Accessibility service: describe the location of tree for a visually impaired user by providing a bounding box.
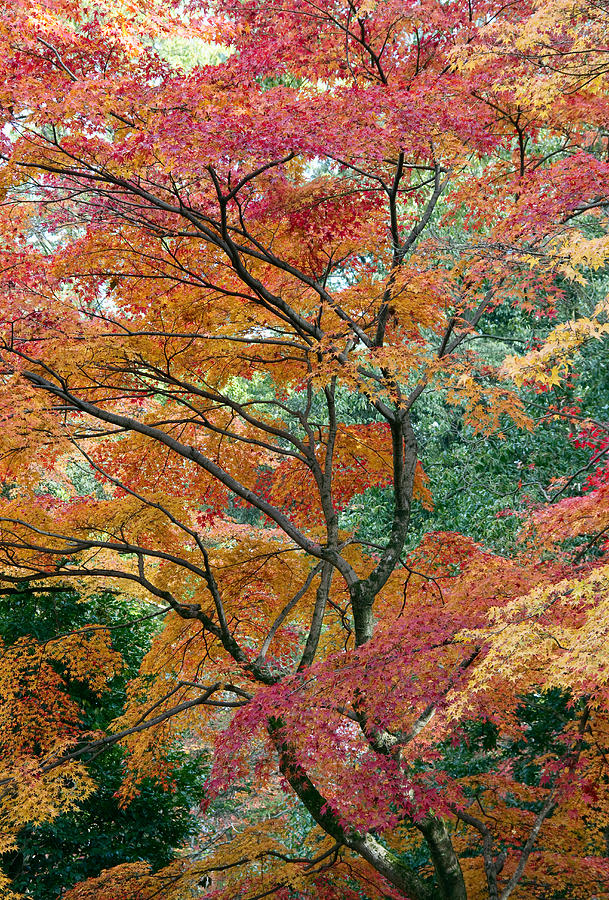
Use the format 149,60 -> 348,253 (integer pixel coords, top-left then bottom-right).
1,0 -> 609,896
0,588 -> 206,899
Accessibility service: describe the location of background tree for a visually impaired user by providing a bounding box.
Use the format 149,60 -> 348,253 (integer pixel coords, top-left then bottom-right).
1,0 -> 609,897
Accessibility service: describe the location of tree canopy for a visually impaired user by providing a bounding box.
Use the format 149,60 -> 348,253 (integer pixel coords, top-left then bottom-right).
1,0 -> 609,897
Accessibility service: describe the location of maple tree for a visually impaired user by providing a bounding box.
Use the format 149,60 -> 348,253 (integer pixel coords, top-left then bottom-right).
1,0 -> 609,897
0,588 -> 205,898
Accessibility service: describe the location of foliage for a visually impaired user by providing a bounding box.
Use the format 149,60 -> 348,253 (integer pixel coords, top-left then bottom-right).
0,590 -> 206,898
1,0 -> 609,898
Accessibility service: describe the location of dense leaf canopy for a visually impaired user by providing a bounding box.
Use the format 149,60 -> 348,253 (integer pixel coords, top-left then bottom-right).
1,0 -> 609,897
